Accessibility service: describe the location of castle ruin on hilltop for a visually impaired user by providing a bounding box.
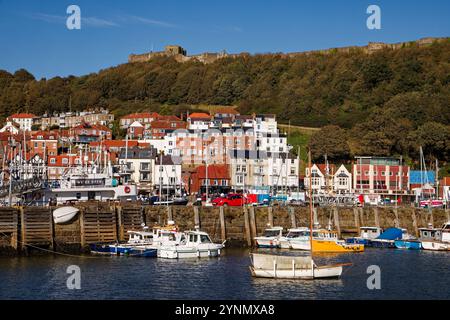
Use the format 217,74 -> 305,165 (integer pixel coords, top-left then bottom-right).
128,45 -> 245,64
128,37 -> 449,64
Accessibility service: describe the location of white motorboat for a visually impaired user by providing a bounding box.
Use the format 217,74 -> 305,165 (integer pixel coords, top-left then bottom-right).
254,226 -> 284,248
278,228 -> 310,249
279,228 -> 309,249
150,221 -> 185,247
289,229 -> 338,251
421,221 -> 450,251
158,230 -> 225,259
52,206 -> 79,224
249,253 -> 346,279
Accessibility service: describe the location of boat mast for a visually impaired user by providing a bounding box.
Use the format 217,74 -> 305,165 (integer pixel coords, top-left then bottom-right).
308,149 -> 314,255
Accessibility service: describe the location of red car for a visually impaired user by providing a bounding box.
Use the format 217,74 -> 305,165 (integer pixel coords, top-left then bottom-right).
212,194 -> 247,207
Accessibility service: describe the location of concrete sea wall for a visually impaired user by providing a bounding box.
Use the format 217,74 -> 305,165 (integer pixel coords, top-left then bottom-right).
0,203 -> 449,255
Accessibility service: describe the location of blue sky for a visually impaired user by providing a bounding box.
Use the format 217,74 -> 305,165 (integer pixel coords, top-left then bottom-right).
1,0 -> 449,79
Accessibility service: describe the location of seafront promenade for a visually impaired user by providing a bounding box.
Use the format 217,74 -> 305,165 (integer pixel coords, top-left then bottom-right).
0,203 -> 449,255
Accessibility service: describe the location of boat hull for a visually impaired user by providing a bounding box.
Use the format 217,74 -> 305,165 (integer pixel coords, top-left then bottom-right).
345,238 -> 370,245
421,241 -> 450,251
53,206 -> 79,224
312,240 -> 364,253
394,240 -> 422,250
278,239 -> 291,249
158,247 -> 222,259
289,239 -> 311,251
89,243 -> 112,255
250,266 -> 342,279
368,239 -> 396,248
254,238 -> 280,248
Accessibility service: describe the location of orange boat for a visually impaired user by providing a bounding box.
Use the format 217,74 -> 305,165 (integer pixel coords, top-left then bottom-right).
311,229 -> 364,253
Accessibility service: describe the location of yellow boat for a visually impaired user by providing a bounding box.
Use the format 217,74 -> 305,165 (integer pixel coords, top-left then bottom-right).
312,229 -> 364,253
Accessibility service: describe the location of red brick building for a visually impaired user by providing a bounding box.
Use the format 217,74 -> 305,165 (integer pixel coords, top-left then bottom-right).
187,164 -> 231,195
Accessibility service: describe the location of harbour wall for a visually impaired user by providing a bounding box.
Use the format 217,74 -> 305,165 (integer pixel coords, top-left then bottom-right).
1,203 -> 449,255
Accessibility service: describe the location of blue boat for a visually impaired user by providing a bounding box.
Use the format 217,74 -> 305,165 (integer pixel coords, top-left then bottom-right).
89,243 -> 114,254
394,240 -> 422,250
367,228 -> 403,248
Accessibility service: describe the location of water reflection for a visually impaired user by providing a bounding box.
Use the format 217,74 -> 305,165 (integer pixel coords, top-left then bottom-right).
0,248 -> 449,300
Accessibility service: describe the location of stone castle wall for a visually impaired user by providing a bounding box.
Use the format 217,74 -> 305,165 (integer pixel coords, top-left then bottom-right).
128,37 -> 449,64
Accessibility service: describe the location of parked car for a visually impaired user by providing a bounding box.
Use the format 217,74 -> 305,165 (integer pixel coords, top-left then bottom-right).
212,194 -> 247,207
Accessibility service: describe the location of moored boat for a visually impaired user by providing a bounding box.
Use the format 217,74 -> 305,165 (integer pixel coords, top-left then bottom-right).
368,227 -> 403,248
346,227 -> 383,245
249,253 -> 347,279
254,226 -> 284,248
279,228 -> 309,249
421,221 -> 450,251
53,206 -> 79,224
158,230 -> 225,259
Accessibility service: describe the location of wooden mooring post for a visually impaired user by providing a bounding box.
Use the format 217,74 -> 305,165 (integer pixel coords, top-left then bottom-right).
267,206 -> 273,227
411,210 -> 419,237
249,207 -> 257,246
288,206 -> 296,228
333,207 -> 341,238
353,207 -> 360,229
243,206 -> 252,247
167,206 -> 173,222
374,207 -> 380,228
393,207 -> 400,228
219,206 -> 226,241
194,206 -> 200,228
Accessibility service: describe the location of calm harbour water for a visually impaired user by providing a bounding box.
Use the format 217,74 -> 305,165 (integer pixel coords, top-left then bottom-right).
0,248 -> 449,300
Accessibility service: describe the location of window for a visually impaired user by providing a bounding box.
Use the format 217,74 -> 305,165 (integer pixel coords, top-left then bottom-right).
140,162 -> 150,171
50,158 -> 56,164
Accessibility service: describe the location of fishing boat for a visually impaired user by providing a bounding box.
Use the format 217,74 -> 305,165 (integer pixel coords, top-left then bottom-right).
346,227 -> 383,245
158,229 -> 225,259
254,226 -> 284,248
421,221 -> 450,251
311,230 -> 364,253
90,225 -> 155,257
367,227 -> 403,248
279,228 -> 309,249
52,206 -> 79,224
249,253 -> 347,279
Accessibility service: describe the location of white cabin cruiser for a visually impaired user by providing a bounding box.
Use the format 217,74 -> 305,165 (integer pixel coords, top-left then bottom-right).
250,253 -> 347,279
421,221 -> 450,251
158,230 -> 225,259
254,227 -> 284,248
278,228 -> 310,249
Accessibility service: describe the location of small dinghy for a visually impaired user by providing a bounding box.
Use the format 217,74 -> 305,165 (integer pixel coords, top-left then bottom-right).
53,206 -> 79,224
249,253 -> 347,280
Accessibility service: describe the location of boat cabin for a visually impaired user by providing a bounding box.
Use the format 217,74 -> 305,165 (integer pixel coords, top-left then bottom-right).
418,227 -> 442,241
441,222 -> 450,243
285,228 -> 309,238
127,231 -> 153,244
359,227 -> 383,239
262,227 -> 283,238
312,229 -> 339,240
185,230 -> 213,245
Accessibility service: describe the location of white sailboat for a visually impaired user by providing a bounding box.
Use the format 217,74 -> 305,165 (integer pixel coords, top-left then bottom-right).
249,150 -> 351,280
